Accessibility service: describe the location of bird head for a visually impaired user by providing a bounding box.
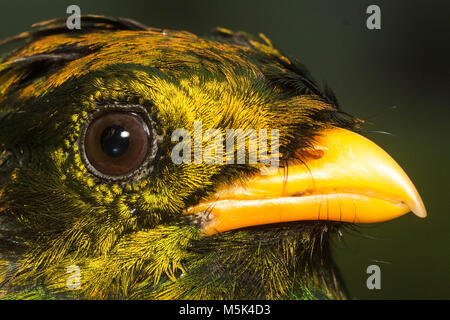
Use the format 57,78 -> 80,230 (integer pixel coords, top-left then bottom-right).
0,16 -> 426,299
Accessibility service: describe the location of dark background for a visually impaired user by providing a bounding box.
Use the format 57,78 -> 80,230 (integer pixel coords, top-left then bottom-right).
0,0 -> 448,299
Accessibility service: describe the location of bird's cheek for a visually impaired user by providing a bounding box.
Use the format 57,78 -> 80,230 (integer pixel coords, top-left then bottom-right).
184,128 -> 426,235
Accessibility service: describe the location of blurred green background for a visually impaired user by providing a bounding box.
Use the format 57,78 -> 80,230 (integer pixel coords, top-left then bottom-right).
0,0 -> 448,299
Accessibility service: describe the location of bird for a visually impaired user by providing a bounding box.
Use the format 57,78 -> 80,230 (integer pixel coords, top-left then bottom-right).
0,15 -> 426,300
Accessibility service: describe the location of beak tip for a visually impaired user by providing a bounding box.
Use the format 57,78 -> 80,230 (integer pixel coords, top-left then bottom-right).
410,199 -> 427,218
413,208 -> 427,218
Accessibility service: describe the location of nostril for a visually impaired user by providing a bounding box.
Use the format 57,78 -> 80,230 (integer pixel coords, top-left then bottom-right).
295,147 -> 325,161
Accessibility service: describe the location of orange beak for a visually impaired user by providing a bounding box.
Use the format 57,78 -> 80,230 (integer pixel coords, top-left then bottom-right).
185,128 -> 426,235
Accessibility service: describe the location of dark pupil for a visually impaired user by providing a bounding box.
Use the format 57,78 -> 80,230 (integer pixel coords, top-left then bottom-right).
100,125 -> 130,157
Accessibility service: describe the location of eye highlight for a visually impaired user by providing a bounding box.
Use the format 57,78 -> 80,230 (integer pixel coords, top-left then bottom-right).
81,106 -> 158,180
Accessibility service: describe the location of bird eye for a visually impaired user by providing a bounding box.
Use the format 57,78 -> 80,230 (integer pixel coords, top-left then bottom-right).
83,111 -> 151,178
